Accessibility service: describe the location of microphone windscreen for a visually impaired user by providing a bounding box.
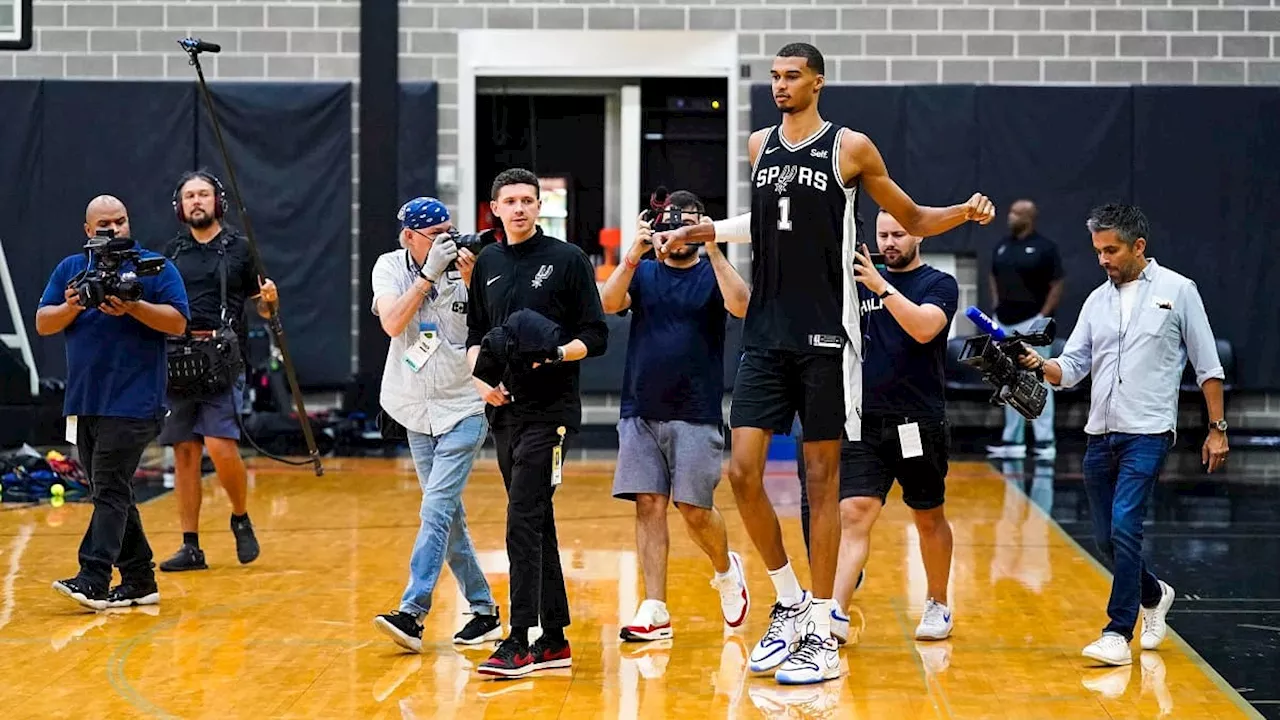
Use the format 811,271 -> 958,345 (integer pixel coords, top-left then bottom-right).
965,306 -> 1007,340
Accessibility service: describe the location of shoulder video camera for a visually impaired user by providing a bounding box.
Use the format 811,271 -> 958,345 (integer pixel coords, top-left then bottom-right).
70,229 -> 167,307
957,307 -> 1056,420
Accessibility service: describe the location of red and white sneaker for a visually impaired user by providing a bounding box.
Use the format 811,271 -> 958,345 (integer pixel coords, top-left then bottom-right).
477,636 -> 536,678
712,551 -> 750,628
528,635 -> 572,671
621,599 -> 673,642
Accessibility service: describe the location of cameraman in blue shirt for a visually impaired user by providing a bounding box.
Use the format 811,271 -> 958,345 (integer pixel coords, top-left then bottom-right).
600,191 -> 752,643
36,195 -> 190,611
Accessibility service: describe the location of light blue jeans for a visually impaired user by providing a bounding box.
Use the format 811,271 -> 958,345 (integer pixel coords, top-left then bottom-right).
1000,315 -> 1056,446
400,413 -> 497,618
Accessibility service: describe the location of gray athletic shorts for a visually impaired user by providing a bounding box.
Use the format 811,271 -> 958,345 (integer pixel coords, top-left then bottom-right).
612,417 -> 725,509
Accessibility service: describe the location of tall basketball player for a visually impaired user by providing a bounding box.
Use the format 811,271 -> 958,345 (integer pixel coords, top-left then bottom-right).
654,43 -> 994,685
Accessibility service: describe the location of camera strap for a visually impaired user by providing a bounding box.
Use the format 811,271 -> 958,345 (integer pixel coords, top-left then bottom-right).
217,235 -> 230,331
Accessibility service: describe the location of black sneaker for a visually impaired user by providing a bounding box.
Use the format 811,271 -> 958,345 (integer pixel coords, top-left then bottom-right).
528,634 -> 572,672
454,611 -> 503,646
374,611 -> 423,653
159,544 -> 208,572
106,580 -> 160,608
231,514 -> 260,565
52,576 -> 107,611
477,635 -> 535,678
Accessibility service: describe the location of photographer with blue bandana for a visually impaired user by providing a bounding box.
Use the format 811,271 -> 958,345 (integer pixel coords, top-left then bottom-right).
371,197 -> 502,653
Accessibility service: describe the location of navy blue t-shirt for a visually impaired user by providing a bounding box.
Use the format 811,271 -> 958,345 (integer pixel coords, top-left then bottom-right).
620,259 -> 726,425
859,265 -> 958,419
39,244 -> 190,420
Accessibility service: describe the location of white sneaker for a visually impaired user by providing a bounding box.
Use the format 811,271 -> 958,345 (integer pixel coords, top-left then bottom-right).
1083,632 -> 1132,666
830,607 -> 849,645
774,619 -> 841,685
711,551 -> 750,628
914,598 -> 953,640
748,591 -> 810,674
620,599 -> 673,642
1140,580 -> 1175,650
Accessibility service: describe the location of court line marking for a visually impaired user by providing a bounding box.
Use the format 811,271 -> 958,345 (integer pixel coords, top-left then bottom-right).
998,469 -> 1267,720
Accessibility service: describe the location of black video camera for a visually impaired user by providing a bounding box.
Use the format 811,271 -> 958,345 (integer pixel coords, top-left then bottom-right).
70,230 -> 167,308
957,315 -> 1056,420
641,186 -> 687,233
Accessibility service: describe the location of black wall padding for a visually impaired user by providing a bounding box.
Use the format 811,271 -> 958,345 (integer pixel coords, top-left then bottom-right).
397,82 -> 439,205
18,80 -> 194,382
1131,87 -> 1280,389
0,80 -> 353,389
750,83 -> 1280,390
974,86 -> 1134,346
0,81 -> 41,338
195,82 -> 353,387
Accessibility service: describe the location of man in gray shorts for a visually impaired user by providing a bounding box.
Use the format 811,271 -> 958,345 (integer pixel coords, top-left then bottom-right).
599,190 -> 752,641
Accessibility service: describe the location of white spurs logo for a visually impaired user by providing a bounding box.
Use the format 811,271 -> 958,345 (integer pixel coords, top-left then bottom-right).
531,264 -> 554,288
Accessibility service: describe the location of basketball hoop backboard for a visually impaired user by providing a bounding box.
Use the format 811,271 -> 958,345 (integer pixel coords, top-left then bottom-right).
0,0 -> 32,50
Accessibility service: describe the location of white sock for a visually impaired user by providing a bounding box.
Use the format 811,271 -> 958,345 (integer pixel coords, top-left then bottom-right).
713,567 -> 733,582
811,598 -> 833,636
768,562 -> 803,606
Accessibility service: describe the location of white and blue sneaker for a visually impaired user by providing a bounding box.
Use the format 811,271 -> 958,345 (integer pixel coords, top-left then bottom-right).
829,606 -> 850,645
774,617 -> 841,685
748,591 -> 810,674
915,598 -> 953,640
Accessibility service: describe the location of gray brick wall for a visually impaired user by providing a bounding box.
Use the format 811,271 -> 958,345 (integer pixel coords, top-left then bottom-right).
7,0 -> 1279,420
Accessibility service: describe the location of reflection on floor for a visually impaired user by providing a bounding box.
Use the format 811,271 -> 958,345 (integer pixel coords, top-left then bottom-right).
990,445 -> 1280,720
0,448 -> 1270,719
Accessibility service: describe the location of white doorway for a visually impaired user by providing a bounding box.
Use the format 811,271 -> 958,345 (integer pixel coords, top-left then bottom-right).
456,30 -> 744,273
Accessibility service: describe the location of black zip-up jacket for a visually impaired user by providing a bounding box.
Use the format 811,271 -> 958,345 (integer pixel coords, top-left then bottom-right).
466,228 -> 609,430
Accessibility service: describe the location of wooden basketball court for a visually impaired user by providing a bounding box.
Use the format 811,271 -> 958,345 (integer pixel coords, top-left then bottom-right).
0,454 -> 1259,718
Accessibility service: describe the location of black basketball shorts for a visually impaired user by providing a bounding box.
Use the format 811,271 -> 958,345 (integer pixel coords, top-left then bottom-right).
839,414 -> 949,509
729,348 -> 847,442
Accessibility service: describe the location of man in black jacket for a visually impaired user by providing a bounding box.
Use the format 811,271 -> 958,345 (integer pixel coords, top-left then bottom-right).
466,168 -> 609,678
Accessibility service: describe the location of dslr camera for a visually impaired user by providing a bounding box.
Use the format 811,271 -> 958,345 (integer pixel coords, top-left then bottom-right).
957,310 -> 1056,420
70,229 -> 167,307
440,227 -> 498,271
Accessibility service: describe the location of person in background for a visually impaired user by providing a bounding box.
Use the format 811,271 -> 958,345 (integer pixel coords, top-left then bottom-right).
987,198 -> 1064,460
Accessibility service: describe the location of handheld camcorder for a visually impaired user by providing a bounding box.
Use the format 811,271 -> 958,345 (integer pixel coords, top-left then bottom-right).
957,306 -> 1056,420
70,229 -> 167,308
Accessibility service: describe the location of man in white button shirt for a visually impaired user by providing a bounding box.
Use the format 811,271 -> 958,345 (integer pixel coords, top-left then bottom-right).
1020,203 -> 1228,667
370,197 -> 501,653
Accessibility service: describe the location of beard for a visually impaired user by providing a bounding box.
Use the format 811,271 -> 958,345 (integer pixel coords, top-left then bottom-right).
886,245 -> 917,269
188,212 -> 215,230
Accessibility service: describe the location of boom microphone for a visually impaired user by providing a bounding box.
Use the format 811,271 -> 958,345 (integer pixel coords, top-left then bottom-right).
178,37 -> 221,54
965,306 -> 1007,340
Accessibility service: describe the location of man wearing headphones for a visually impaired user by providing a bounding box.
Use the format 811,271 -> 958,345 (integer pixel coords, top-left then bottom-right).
155,170 -> 278,572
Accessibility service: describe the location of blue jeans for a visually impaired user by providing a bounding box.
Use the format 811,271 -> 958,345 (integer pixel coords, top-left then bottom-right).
1001,317 -> 1054,446
400,414 -> 496,618
1082,432 -> 1169,640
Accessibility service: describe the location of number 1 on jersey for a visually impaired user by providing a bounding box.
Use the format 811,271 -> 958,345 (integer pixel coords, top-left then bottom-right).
777,196 -> 793,231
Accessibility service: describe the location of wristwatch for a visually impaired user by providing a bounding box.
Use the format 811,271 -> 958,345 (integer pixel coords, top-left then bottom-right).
878,286 -> 896,299
1208,418 -> 1228,432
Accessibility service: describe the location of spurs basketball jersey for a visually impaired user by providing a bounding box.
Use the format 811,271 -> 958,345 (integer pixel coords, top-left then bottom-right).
747,120 -> 865,439
747,121 -> 862,354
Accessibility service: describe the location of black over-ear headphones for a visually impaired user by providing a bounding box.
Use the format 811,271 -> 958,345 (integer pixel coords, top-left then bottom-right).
172,170 -> 228,223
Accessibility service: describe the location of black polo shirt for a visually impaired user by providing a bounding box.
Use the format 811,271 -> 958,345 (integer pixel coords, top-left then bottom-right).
991,231 -> 1064,326
162,228 -> 259,342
